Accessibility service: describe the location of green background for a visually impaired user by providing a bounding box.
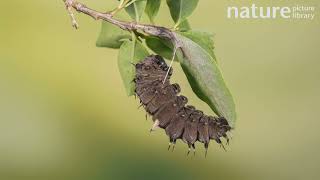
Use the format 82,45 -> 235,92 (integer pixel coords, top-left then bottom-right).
0,0 -> 319,180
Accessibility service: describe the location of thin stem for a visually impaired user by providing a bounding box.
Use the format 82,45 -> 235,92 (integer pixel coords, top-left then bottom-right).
62,0 -> 179,47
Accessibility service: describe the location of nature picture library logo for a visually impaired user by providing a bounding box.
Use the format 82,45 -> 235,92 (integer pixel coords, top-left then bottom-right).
227,3 -> 317,20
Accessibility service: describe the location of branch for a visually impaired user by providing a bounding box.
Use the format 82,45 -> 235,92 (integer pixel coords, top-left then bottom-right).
62,0 -> 178,45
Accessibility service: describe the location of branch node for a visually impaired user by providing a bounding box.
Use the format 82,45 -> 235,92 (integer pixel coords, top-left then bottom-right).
74,3 -> 83,11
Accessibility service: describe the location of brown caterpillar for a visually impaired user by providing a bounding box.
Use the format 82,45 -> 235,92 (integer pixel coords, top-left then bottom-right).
134,55 -> 231,156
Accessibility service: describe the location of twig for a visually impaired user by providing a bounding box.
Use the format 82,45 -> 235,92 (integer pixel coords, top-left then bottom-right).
62,0 -> 179,46
65,0 -> 79,29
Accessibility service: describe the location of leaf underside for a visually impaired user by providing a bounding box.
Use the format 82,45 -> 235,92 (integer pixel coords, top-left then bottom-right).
179,31 -> 216,61
145,36 -> 174,60
96,21 -> 131,49
174,33 -> 236,127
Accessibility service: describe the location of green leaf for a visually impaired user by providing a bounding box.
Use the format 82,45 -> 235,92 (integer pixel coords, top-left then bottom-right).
177,19 -> 191,32
180,31 -> 216,61
96,21 -> 131,49
125,0 -> 147,21
174,33 -> 236,127
145,0 -> 161,23
166,0 -> 199,27
118,38 -> 149,96
145,37 -> 174,60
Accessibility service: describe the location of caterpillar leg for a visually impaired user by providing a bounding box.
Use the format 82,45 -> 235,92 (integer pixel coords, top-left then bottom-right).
224,134 -> 230,145
186,143 -> 196,156
220,143 -> 227,152
192,144 -> 196,156
168,138 -> 177,152
216,138 -> 227,151
168,142 -> 172,151
138,103 -> 144,109
167,137 -> 174,151
171,141 -> 176,152
187,144 -> 191,156
150,120 -> 160,132
204,142 -> 209,157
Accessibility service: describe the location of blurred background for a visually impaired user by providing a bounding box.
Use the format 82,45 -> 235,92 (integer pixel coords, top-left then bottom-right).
0,0 -> 319,180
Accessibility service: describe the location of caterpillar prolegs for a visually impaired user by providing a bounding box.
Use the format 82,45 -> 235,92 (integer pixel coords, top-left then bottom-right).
135,55 -> 231,156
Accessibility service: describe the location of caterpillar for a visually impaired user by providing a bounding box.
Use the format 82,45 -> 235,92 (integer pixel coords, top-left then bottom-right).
134,55 -> 231,156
